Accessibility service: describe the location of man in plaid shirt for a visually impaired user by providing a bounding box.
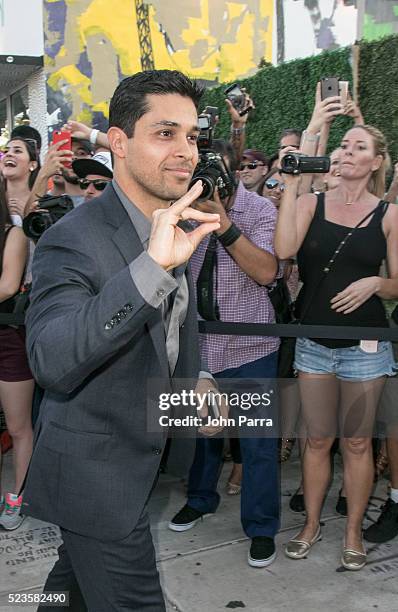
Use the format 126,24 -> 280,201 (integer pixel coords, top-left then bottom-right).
169,140 -> 281,568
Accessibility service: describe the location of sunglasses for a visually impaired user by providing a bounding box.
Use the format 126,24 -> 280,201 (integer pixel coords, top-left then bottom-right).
79,178 -> 110,191
265,178 -> 285,191
239,162 -> 265,171
5,137 -> 40,160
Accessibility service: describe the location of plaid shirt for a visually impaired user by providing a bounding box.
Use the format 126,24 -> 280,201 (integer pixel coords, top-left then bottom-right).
190,182 -> 280,374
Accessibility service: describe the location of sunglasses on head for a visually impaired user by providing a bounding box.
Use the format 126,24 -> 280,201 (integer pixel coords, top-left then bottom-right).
79,178 -> 110,191
6,137 -> 39,160
240,162 -> 264,171
265,178 -> 285,191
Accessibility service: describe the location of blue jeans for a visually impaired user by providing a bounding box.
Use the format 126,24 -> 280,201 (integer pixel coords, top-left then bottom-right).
187,352 -> 280,539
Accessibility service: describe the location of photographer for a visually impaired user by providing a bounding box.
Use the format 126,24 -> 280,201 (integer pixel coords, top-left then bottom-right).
24,137 -> 94,216
276,124 -> 398,571
239,149 -> 269,193
169,139 -> 281,569
72,151 -> 113,202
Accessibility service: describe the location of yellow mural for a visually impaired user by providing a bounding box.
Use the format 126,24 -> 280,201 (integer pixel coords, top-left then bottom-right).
45,0 -> 274,126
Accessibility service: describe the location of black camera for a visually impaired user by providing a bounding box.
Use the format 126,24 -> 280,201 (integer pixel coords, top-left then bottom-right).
189,114 -> 236,201
23,194 -> 74,241
281,153 -> 330,175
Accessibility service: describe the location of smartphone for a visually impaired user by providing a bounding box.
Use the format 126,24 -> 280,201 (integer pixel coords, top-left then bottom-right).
320,77 -> 340,100
224,83 -> 246,111
52,130 -> 72,168
339,80 -> 349,106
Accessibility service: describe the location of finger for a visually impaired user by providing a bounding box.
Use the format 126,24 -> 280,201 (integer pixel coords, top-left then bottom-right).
334,302 -> 360,313
198,425 -> 222,437
180,207 -> 219,223
169,181 -> 204,215
212,189 -> 223,206
187,222 -> 221,249
331,294 -> 353,307
51,139 -> 70,150
315,81 -> 321,103
322,96 -> 342,106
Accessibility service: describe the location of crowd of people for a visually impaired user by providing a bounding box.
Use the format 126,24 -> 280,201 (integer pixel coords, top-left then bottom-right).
0,68 -> 397,609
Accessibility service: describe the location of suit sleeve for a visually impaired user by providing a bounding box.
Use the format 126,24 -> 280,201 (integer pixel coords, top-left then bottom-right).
26,223 -> 171,394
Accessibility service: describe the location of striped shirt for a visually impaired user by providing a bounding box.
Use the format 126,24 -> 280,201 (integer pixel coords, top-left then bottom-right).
190,182 -> 280,373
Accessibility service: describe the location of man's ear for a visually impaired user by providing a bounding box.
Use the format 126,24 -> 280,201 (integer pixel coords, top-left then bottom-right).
107,127 -> 128,159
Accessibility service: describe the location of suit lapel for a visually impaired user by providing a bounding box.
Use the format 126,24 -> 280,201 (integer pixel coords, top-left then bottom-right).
101,185 -> 170,378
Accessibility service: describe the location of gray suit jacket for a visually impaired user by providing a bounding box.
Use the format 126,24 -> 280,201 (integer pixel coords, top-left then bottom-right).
22,185 -> 200,540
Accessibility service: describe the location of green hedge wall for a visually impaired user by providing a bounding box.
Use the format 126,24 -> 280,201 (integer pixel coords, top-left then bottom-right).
358,35 -> 398,164
201,35 -> 398,164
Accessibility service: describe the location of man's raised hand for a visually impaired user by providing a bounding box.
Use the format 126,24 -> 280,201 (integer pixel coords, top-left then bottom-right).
147,181 -> 220,271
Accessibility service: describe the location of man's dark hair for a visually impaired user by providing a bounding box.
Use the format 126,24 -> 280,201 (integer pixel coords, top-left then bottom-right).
10,125 -> 42,151
212,139 -> 239,174
279,128 -> 302,142
109,70 -> 204,138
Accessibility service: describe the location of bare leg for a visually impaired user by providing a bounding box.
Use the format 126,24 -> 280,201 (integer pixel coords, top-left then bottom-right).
293,373 -> 339,541
339,377 -> 385,551
0,380 -> 34,493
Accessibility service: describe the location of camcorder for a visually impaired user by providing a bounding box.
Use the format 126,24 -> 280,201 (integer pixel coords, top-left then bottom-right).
189,112 -> 236,201
280,153 -> 330,175
23,194 -> 74,242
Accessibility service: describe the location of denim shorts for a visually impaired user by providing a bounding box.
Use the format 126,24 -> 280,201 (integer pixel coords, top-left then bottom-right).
294,337 -> 397,381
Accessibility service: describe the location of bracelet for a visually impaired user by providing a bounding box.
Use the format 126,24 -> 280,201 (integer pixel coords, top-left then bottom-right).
217,223 -> 242,247
301,130 -> 320,143
230,125 -> 246,135
90,129 -> 99,145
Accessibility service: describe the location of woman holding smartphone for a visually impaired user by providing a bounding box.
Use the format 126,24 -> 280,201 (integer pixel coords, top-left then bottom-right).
275,124 -> 398,570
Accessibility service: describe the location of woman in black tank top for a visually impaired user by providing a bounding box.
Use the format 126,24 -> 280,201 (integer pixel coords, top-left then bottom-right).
275,125 -> 398,570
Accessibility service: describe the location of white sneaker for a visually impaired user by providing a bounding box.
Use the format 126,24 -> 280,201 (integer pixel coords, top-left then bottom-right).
0,493 -> 25,530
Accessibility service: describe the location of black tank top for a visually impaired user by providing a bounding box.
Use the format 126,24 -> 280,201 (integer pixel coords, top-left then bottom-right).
0,227 -> 20,317
295,193 -> 389,348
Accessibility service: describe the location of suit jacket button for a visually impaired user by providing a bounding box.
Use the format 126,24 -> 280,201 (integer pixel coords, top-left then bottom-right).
152,447 -> 162,455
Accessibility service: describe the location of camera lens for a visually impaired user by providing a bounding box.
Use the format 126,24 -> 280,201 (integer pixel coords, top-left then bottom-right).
190,175 -> 215,201
23,213 -> 52,240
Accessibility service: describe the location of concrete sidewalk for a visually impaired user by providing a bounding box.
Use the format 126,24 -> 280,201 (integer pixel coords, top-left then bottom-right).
0,449 -> 397,612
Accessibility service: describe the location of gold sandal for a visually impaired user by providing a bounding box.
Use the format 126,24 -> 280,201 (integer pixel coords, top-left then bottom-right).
279,438 -> 295,463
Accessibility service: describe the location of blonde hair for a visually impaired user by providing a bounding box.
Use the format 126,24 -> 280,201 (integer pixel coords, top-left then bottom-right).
349,125 -> 389,198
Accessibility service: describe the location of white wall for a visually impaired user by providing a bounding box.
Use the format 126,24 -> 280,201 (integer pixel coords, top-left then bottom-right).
0,0 -> 44,57
283,0 -> 357,62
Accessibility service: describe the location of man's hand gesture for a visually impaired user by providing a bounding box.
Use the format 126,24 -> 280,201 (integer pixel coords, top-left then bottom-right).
147,181 -> 220,271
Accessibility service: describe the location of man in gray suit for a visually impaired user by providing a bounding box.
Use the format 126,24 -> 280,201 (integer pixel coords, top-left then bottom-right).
22,70 -> 221,611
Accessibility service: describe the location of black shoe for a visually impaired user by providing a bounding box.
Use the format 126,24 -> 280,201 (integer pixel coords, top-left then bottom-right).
248,536 -> 277,568
289,490 -> 305,513
168,504 -> 208,532
363,498 -> 398,543
336,490 -> 347,516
